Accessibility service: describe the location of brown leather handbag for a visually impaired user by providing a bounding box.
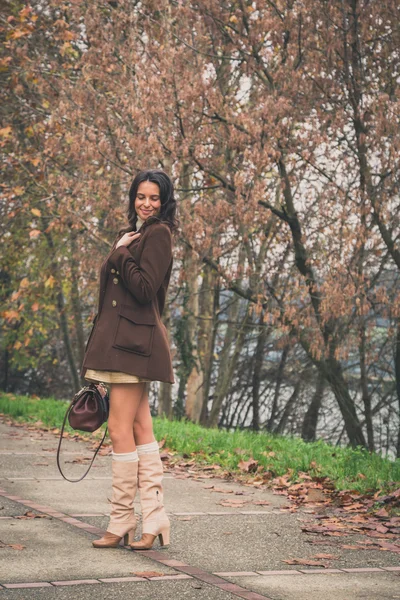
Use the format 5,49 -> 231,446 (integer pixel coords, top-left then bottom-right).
56,382 -> 109,483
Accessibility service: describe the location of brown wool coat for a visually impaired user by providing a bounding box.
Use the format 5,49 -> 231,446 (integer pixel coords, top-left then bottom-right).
80,221 -> 175,384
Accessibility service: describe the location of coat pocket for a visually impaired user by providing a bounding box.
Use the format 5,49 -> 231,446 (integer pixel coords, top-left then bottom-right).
112,304 -> 155,357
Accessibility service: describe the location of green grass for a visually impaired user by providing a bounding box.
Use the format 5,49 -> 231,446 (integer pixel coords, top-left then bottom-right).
1,392 -> 399,495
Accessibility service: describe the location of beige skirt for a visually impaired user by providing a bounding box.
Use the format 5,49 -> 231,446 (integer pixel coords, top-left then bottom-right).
84,368 -> 151,384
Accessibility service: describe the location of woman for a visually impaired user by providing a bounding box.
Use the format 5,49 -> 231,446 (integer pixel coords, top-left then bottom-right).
80,169 -> 177,551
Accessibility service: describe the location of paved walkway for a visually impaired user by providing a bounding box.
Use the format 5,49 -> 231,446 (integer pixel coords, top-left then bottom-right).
0,419 -> 398,599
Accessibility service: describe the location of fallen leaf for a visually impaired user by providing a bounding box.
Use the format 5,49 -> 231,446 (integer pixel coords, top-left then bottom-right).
15,511 -> 48,520
98,448 -> 112,456
65,456 -> 91,464
238,458 -> 258,473
0,543 -> 26,550
342,502 -> 365,511
306,489 -> 327,503
219,499 -> 247,508
375,524 -> 389,534
283,558 -> 329,567
311,553 -> 339,560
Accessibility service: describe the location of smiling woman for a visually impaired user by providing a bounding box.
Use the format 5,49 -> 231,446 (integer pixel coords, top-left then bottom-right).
79,169 -> 178,552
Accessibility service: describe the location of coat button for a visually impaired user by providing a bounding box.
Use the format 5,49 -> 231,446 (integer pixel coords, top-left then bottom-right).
112,300 -> 117,307
116,271 -> 119,275
111,268 -> 116,273
113,277 -> 118,284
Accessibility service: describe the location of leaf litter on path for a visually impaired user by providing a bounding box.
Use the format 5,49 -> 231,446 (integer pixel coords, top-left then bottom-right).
15,511 -> 49,520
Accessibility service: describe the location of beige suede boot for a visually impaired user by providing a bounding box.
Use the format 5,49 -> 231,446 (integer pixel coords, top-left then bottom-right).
130,451 -> 170,550
93,459 -> 138,548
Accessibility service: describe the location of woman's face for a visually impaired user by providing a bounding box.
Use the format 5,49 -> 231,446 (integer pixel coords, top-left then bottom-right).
135,181 -> 161,221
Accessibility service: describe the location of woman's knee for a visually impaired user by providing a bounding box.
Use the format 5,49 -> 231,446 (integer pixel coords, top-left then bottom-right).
108,420 -> 133,445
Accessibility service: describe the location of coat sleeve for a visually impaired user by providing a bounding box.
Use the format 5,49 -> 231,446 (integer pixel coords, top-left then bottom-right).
107,224 -> 172,304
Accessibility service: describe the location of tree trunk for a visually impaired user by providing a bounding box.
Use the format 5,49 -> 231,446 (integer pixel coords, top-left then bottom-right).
197,264 -> 218,425
321,356 -> 366,447
2,348 -> 9,392
208,244 -> 247,427
266,344 -> 289,431
158,382 -> 173,419
158,300 -> 173,418
251,310 -> 269,431
359,320 -> 374,451
208,302 -> 249,427
68,224 -> 86,372
275,380 -> 301,434
43,225 -> 80,392
395,318 -> 400,458
302,370 -> 325,442
274,157 -> 366,448
185,245 -> 203,422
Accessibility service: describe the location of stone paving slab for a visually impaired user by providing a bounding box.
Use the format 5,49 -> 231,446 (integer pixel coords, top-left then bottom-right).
0,516 -> 174,584
223,572 -> 400,600
0,580 -> 237,600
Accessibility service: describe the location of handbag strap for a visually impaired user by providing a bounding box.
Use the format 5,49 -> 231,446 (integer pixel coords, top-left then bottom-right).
56,398 -> 108,483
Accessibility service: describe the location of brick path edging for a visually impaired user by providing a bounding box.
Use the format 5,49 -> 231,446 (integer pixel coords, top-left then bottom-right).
1,574 -> 191,589
1,567 -> 399,591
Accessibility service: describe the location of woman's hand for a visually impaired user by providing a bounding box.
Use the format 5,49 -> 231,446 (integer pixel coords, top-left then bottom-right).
116,231 -> 141,249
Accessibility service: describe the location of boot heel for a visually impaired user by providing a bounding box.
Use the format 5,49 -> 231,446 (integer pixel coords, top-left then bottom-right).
158,526 -> 170,547
123,529 -> 136,545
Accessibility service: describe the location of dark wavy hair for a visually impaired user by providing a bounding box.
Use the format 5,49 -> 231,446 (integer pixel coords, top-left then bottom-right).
118,169 -> 178,236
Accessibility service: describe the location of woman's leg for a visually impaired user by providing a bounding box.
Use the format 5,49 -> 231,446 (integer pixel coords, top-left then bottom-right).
132,382 -> 155,445
93,382 -> 146,548
108,382 -> 147,452
131,382 -> 170,550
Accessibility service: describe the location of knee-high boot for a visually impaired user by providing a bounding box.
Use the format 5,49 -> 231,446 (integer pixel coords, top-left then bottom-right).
130,442 -> 170,550
92,452 -> 138,548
